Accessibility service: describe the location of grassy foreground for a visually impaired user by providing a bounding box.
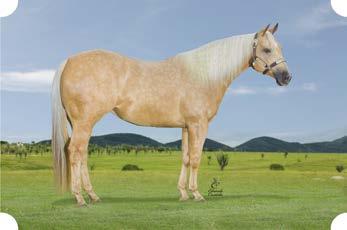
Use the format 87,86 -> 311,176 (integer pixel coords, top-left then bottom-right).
1,152 -> 347,229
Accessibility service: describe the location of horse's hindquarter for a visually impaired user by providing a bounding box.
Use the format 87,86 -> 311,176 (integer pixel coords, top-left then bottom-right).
61,50 -> 127,124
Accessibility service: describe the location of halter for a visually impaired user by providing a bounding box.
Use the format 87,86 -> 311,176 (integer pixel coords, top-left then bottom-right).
249,33 -> 286,75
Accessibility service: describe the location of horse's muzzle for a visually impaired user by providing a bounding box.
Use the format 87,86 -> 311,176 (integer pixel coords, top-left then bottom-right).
275,71 -> 292,86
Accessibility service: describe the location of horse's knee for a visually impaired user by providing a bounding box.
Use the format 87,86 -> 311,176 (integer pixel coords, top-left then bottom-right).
183,155 -> 190,167
190,155 -> 201,169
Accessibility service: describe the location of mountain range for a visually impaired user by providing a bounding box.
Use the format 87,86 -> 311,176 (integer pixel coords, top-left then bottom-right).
38,133 -> 347,153
235,136 -> 347,153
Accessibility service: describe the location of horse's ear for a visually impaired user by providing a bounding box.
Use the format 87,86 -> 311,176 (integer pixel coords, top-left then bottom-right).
261,24 -> 271,36
270,23 -> 279,34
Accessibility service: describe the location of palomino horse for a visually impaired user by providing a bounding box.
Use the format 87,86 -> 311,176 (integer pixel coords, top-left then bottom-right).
52,24 -> 291,206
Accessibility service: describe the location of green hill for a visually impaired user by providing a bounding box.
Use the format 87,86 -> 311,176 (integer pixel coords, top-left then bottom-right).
235,136 -> 347,153
89,133 -> 163,147
304,136 -> 347,153
38,133 -> 162,147
165,138 -> 233,151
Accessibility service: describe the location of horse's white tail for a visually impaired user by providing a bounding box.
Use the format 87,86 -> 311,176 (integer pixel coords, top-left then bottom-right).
51,60 -> 70,192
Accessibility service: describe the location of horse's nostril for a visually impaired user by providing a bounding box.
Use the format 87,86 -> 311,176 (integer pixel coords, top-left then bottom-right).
287,75 -> 292,82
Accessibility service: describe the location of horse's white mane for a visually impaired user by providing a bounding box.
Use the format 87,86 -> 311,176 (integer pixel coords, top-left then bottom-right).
176,33 -> 255,86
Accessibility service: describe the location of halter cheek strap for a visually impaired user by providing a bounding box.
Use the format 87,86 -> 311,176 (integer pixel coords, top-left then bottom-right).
249,33 -> 286,75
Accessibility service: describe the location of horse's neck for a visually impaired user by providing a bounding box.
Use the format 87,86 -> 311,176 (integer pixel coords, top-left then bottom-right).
177,33 -> 254,88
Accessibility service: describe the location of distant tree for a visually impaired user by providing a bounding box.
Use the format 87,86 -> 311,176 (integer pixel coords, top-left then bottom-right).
126,148 -> 131,154
122,164 -> 143,171
284,152 -> 288,158
13,143 -> 25,159
216,153 -> 229,171
270,163 -> 284,170
207,155 -> 212,165
336,165 -> 344,173
261,153 -> 265,159
305,154 -> 308,160
157,147 -> 165,152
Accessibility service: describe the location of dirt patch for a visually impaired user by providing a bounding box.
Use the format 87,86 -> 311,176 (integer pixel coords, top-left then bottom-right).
331,176 -> 344,180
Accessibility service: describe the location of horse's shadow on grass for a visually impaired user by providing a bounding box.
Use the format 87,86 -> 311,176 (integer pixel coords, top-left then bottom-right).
52,193 -> 289,206
52,196 -> 178,206
212,194 -> 290,200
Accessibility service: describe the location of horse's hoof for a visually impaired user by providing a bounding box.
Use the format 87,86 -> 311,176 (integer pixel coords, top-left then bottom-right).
91,197 -> 101,204
193,194 -> 206,202
192,190 -> 205,201
194,197 -> 205,202
77,202 -> 88,207
179,196 -> 189,202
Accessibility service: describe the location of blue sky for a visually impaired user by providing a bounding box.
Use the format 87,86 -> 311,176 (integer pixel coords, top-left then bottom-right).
1,0 -> 347,146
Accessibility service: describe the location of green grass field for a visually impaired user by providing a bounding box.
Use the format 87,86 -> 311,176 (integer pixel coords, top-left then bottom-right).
1,152 -> 347,229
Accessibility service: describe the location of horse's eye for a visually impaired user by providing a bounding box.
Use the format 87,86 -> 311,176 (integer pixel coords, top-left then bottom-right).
263,48 -> 271,53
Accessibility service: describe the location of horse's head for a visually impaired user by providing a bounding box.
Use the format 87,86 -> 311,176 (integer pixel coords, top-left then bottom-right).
250,23 -> 292,86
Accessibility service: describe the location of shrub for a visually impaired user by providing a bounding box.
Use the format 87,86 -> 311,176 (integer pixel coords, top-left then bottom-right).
90,163 -> 95,171
207,155 -> 212,165
216,153 -> 229,171
336,165 -> 344,173
122,164 -> 143,171
284,152 -> 288,158
261,153 -> 265,159
270,163 -> 284,171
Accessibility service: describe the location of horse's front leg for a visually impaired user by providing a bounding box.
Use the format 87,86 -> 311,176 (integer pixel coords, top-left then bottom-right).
177,128 -> 189,201
187,119 -> 208,201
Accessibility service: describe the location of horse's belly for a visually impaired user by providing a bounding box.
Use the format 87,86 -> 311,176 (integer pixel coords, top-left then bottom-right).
113,102 -> 185,128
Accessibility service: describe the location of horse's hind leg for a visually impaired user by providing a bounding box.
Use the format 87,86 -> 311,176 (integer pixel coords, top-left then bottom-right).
68,123 -> 92,206
81,152 -> 100,203
177,127 -> 189,201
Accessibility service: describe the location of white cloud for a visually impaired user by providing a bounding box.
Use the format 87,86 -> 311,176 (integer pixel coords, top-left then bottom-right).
283,2 -> 347,47
302,82 -> 317,92
295,3 -> 347,34
1,70 -> 55,93
266,86 -> 289,95
229,82 -> 317,96
230,86 -> 256,95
